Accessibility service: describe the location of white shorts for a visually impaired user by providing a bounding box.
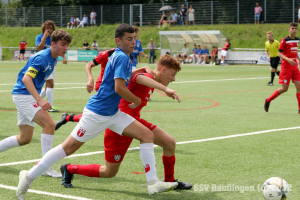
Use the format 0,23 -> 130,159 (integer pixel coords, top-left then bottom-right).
221,50 -> 228,57
13,95 -> 42,127
71,108 -> 135,142
91,19 -> 96,24
46,68 -> 56,81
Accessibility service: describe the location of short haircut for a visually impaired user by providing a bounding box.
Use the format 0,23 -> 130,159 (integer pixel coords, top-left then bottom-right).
184,44 -> 187,46
42,20 -> 56,33
132,26 -> 139,32
266,31 -> 273,35
156,54 -> 181,72
51,29 -> 72,44
115,23 -> 135,39
289,22 -> 298,27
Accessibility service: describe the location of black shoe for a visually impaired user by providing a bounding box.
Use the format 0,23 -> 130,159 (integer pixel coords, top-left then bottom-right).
60,163 -> 74,188
264,99 -> 270,112
55,113 -> 68,131
267,82 -> 273,86
173,179 -> 193,190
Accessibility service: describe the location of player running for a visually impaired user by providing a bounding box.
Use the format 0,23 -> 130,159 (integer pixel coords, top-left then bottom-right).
16,24 -> 178,199
264,22 -> 300,113
0,30 -> 72,179
265,31 -> 281,86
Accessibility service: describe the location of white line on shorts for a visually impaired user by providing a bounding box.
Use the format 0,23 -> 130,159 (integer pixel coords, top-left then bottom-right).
0,126 -> 299,167
0,184 -> 93,200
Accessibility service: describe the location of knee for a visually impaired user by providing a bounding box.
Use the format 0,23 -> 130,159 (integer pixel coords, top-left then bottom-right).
165,136 -> 176,151
142,130 -> 154,143
43,121 -> 55,133
18,137 -> 32,146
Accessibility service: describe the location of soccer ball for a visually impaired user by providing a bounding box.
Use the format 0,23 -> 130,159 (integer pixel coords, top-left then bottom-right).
262,177 -> 289,200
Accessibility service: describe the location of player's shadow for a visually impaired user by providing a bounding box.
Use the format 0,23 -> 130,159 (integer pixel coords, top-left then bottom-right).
0,166 -> 21,175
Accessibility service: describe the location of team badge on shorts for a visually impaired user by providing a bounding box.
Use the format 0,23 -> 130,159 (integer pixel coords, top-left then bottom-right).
114,154 -> 121,162
77,127 -> 86,137
284,79 -> 287,83
32,102 -> 39,108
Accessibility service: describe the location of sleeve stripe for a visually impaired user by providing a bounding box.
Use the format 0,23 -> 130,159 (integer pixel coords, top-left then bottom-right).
25,67 -> 38,78
92,59 -> 98,66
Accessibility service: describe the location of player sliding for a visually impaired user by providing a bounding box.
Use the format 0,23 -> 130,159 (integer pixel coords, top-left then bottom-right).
265,22 -> 300,113
58,54 -> 192,191
0,30 -> 72,179
16,24 -> 178,199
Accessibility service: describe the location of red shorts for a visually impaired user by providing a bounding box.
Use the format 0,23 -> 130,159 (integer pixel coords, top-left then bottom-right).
104,117 -> 157,163
279,65 -> 300,85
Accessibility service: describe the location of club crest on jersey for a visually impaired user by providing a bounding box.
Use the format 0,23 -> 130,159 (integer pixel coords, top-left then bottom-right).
144,164 -> 150,173
32,102 -> 39,108
77,127 -> 86,137
114,154 -> 121,161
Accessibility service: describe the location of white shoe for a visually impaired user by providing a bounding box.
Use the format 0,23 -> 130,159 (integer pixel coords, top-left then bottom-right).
201,61 -> 206,65
148,180 -> 178,195
210,61 -> 213,64
16,170 -> 33,200
42,167 -> 62,178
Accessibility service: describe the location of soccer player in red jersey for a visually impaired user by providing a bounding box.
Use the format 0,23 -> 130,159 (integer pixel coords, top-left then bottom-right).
265,22 -> 300,113
59,54 -> 192,190
220,39 -> 231,65
18,37 -> 28,61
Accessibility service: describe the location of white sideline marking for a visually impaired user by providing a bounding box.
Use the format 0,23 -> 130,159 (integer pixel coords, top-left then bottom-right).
1,126 -> 299,167
0,184 -> 93,200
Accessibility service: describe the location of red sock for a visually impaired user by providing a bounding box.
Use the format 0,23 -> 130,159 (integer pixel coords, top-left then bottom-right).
162,155 -> 175,182
296,93 -> 300,110
66,114 -> 82,122
67,164 -> 101,177
267,90 -> 280,102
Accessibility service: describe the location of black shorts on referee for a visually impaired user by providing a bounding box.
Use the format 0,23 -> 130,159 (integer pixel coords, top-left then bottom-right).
270,56 -> 280,69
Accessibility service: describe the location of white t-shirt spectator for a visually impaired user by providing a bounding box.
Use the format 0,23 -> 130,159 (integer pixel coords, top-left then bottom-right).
90,12 -> 97,19
171,13 -> 178,21
75,18 -> 80,23
92,42 -> 98,49
182,48 -> 189,54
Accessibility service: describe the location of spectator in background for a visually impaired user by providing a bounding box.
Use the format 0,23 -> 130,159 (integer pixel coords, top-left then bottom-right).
90,10 -> 97,27
187,5 -> 195,26
176,44 -> 189,63
18,37 -> 28,61
83,40 -> 90,50
254,3 -> 263,24
169,10 -> 178,26
75,17 -> 80,27
158,12 -> 168,27
209,46 -> 218,64
180,4 -> 188,26
91,40 -> 98,50
147,39 -> 156,64
67,16 -> 75,29
78,14 -> 88,28
297,6 -> 300,23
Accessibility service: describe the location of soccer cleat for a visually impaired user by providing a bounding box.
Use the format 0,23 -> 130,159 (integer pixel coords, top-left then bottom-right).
55,113 -> 69,130
173,179 -> 193,190
147,179 -> 178,195
298,110 -> 300,114
60,163 -> 74,188
267,82 -> 274,86
16,170 -> 33,200
48,106 -> 59,112
264,98 -> 270,112
42,167 -> 62,178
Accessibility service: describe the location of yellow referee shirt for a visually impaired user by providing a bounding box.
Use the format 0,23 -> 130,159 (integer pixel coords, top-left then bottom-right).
265,39 -> 280,58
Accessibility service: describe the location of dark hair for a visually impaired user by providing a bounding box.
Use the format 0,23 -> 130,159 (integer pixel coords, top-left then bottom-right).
115,23 -> 135,39
289,22 -> 298,27
42,20 -> 56,33
132,26 -> 139,32
51,29 -> 72,44
184,44 -> 187,46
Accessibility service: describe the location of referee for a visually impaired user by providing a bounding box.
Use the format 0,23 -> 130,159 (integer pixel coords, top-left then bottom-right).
265,31 -> 280,86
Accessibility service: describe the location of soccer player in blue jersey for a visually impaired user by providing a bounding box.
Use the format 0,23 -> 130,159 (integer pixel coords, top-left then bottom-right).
200,45 -> 209,65
196,44 -> 204,64
16,24 -> 178,199
0,30 -> 72,179
131,26 -> 148,70
37,20 -> 67,112
186,44 -> 198,64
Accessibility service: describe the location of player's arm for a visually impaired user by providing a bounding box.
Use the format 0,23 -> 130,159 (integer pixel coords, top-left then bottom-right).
265,50 -> 270,62
136,75 -> 180,102
36,31 -> 51,51
115,78 -> 141,108
278,51 -> 296,66
85,60 -> 97,93
140,51 -> 148,58
62,54 -> 67,64
131,66 -> 155,79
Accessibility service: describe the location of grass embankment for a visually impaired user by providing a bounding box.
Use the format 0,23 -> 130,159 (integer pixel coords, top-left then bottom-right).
0,24 -> 289,61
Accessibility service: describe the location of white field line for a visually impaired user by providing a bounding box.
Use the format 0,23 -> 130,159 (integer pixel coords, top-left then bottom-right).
1,126 -> 299,167
0,184 -> 93,200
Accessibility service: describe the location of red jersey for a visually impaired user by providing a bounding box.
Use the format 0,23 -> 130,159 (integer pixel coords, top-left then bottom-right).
20,41 -> 28,50
118,73 -> 154,118
93,48 -> 116,91
222,42 -> 231,51
279,36 -> 299,67
212,49 -> 218,55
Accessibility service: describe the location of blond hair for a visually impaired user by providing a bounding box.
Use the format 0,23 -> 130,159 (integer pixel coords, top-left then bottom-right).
266,31 -> 273,36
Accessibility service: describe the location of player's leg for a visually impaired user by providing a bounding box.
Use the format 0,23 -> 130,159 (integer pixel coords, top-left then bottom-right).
55,113 -> 83,130
294,81 -> 300,113
265,84 -> 289,112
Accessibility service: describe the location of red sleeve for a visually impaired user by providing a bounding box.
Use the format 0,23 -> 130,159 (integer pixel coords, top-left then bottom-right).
279,38 -> 286,52
25,42 -> 28,45
93,51 -> 108,66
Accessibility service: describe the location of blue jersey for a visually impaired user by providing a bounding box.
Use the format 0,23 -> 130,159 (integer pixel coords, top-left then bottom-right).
35,33 -> 51,49
131,39 -> 143,67
203,49 -> 209,55
197,48 -> 203,55
85,47 -> 132,116
192,48 -> 197,54
12,48 -> 57,95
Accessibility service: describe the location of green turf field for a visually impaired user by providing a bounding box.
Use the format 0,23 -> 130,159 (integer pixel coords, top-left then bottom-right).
0,61 -> 299,199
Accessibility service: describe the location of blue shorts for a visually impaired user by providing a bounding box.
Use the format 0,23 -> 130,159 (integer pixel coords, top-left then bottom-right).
255,14 -> 260,21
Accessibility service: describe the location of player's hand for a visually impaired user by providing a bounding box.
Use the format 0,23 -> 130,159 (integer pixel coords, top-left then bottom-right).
37,99 -> 52,111
86,79 -> 94,93
144,66 -> 155,78
164,88 -> 181,103
288,58 -> 296,66
128,98 -> 141,109
44,30 -> 51,38
267,57 -> 270,62
145,55 -> 149,58
62,59 -> 67,64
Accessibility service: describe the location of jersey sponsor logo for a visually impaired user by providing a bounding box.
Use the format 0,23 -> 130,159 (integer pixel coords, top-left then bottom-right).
291,47 -> 298,50
32,102 -> 39,108
114,154 -> 121,162
144,164 -> 150,173
25,67 -> 38,78
77,127 -> 86,137
42,63 -> 51,72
